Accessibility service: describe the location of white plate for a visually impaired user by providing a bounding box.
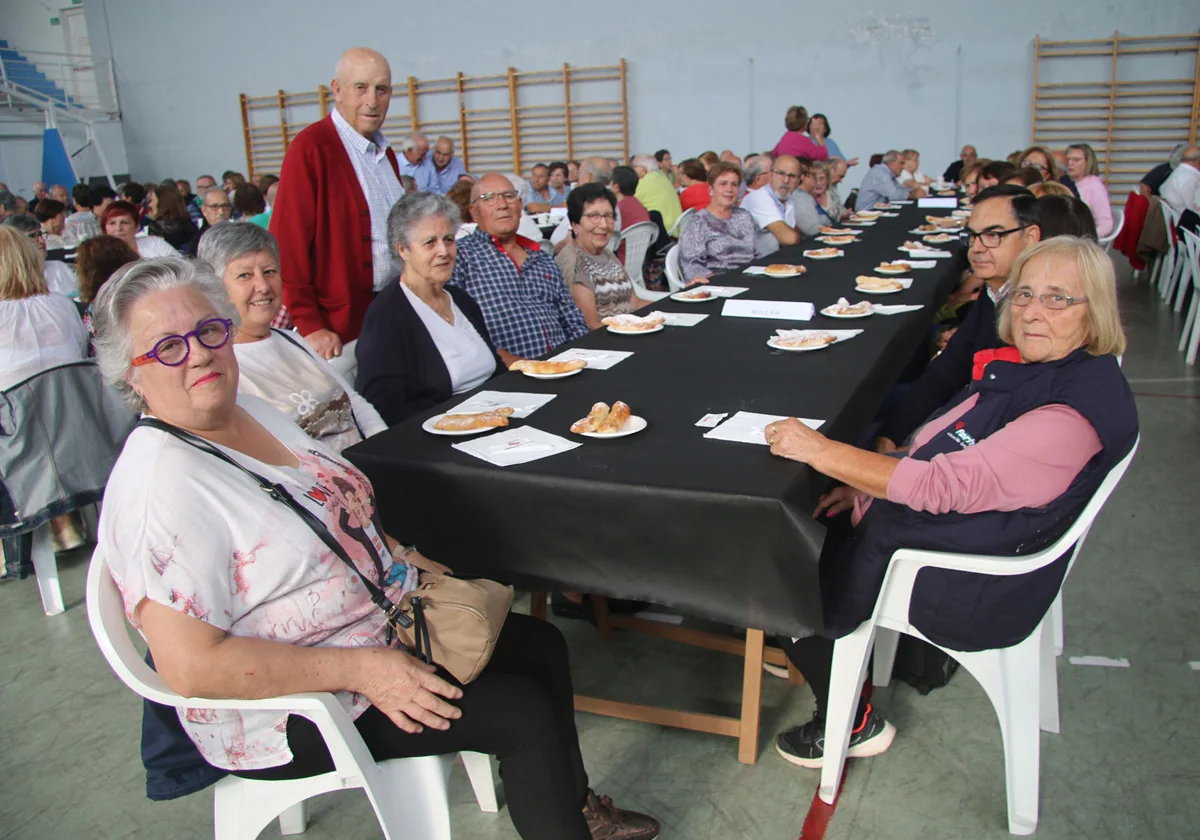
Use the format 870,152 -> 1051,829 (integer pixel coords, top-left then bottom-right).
874,266 -> 910,275
670,290 -> 720,303
422,414 -> 510,436
923,235 -> 958,244
803,250 -> 843,260
606,323 -> 664,335
844,220 -> 876,226
767,336 -> 836,353
909,228 -> 943,235
759,269 -> 805,278
820,305 -> 873,319
518,367 -> 584,380
818,237 -> 857,246
855,284 -> 905,295
818,229 -> 856,236
578,415 -> 647,438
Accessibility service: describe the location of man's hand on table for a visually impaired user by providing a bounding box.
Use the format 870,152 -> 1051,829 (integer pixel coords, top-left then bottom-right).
305,329 -> 343,360
358,647 -> 463,734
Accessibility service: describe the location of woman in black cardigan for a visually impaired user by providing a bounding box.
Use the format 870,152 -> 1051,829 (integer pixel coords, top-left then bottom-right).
356,193 -> 503,425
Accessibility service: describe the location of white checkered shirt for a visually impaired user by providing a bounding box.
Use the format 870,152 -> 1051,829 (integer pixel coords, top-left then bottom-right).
331,108 -> 405,291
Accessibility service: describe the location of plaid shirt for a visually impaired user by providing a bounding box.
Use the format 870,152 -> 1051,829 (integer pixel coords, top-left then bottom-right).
449,230 -> 588,358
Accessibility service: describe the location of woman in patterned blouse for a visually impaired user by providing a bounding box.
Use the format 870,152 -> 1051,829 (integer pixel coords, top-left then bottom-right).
679,161 -> 756,285
555,183 -> 653,329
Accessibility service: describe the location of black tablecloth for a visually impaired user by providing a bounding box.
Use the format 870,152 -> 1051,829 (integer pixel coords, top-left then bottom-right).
346,207 -> 960,636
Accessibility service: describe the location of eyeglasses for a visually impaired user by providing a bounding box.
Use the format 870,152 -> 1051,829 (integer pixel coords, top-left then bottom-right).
26,229 -> 46,240
131,318 -> 234,367
580,212 -> 615,223
204,202 -> 233,211
771,170 -> 800,181
964,224 -> 1028,249
1021,160 -> 1048,173
473,190 -> 519,205
1009,289 -> 1088,310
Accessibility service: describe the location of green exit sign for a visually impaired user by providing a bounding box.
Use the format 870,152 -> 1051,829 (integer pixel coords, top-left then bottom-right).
50,16 -> 60,26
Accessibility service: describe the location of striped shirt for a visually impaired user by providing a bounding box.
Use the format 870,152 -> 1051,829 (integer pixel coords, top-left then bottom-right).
330,108 -> 405,291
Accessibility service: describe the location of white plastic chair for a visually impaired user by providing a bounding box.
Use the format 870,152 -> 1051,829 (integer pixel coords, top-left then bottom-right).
1169,221 -> 1196,316
668,207 -> 696,239
1157,203 -> 1183,304
1098,208 -> 1123,253
664,244 -> 686,292
1178,229 -> 1200,365
86,553 -> 498,840
617,221 -> 668,301
819,438 -> 1139,836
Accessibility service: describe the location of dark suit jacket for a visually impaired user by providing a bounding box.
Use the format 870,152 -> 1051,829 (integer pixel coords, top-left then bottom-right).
355,283 -> 503,426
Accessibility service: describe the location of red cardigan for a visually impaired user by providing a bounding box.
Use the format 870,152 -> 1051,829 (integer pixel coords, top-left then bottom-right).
270,115 -> 400,342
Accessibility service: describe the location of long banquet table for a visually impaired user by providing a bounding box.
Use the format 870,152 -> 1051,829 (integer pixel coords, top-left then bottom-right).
346,204 -> 961,761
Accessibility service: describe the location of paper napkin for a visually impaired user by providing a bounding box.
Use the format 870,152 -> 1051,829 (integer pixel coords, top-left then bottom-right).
547,349 -> 633,370
445,391 -> 555,419
452,427 -> 580,466
871,303 -> 925,315
703,411 -> 825,445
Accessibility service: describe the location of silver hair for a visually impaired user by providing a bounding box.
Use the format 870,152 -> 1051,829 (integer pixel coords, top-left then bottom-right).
1,212 -> 39,234
631,154 -> 657,171
201,186 -> 229,203
92,257 -> 239,412
386,192 -> 462,259
196,221 -> 280,280
743,155 -> 772,183
883,150 -> 902,163
1171,143 -> 1192,168
505,173 -> 529,203
401,132 -> 428,153
579,158 -> 612,185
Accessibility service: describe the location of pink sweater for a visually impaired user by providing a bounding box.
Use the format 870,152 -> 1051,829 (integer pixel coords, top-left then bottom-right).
1074,175 -> 1114,238
772,131 -> 829,161
851,393 -> 1101,524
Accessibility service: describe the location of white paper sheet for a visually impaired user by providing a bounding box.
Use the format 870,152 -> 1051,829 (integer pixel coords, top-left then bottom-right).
452,426 -> 580,466
658,312 -> 709,327
903,260 -> 938,269
703,411 -> 825,445
547,348 -> 633,370
871,303 -> 925,315
444,391 -> 556,419
900,247 -> 953,258
721,299 -> 815,321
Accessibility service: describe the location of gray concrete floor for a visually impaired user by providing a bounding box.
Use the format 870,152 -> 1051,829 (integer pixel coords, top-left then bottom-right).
2,261 -> 1196,840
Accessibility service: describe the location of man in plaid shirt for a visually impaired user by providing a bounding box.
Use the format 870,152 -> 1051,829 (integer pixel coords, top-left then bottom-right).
449,173 -> 588,360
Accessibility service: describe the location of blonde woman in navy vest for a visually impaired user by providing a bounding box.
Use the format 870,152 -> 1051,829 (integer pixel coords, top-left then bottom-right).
762,236 -> 1137,769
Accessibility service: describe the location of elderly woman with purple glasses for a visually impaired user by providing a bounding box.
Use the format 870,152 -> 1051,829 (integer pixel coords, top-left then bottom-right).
89,257 -> 660,840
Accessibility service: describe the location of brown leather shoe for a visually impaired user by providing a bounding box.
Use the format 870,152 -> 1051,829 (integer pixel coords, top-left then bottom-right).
583,790 -> 659,840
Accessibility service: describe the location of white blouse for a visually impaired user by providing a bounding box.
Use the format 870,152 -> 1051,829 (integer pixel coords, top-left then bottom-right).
401,284 -> 496,394
134,235 -> 180,258
234,331 -> 387,453
0,294 -> 88,391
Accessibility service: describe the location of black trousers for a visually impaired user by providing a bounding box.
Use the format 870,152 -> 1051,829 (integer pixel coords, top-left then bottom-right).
235,614 -> 592,840
778,509 -> 868,723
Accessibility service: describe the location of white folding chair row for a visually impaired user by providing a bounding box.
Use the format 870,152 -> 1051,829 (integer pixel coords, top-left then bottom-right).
1177,228 -> 1200,365
1156,204 -> 1185,305
617,221 -> 669,301
667,207 -> 696,239
86,553 -> 498,840
819,439 -> 1139,836
663,244 -> 686,292
1098,208 -> 1123,254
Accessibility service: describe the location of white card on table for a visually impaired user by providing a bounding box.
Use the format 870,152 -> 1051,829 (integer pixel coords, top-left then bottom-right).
721,299 -> 815,322
703,411 -> 825,445
445,391 -> 555,418
452,426 -> 579,466
695,412 -> 728,428
659,312 -> 709,327
917,197 -> 958,208
547,349 -> 633,370
905,260 -> 938,269
872,303 -> 924,315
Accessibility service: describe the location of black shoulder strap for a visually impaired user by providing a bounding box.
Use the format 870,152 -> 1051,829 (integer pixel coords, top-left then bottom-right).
269,329 -> 366,439
134,417 -> 396,619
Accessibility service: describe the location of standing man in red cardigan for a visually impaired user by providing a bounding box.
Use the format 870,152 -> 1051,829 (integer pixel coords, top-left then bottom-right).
271,47 -> 405,376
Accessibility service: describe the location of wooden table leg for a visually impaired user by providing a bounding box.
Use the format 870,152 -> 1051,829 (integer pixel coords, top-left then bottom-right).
592,595 -> 614,641
738,628 -> 765,764
530,591 -> 547,621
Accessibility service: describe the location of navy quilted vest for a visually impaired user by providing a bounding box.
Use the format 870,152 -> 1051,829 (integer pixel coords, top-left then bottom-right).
821,349 -> 1138,651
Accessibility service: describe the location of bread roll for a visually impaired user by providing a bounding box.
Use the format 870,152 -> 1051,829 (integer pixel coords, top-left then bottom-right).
570,402 -> 611,433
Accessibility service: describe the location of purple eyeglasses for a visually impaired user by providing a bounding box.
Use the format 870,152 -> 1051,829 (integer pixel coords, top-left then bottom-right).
131,318 -> 234,367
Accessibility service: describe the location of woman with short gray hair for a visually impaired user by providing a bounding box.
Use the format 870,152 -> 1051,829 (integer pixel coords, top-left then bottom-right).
356,193 -> 501,425
92,255 -> 656,840
197,222 -> 384,452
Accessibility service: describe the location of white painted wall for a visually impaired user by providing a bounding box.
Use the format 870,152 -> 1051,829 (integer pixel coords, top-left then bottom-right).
33,1 -> 1200,187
